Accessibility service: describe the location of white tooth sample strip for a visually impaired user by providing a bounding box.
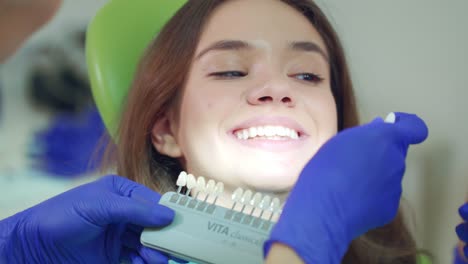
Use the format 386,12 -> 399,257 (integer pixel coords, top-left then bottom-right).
235,125 -> 299,140
141,171 -> 283,264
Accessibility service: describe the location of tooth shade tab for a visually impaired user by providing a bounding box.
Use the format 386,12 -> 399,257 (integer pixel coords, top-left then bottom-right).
259,195 -> 271,210
270,198 -> 280,212
241,190 -> 253,204
196,177 -> 206,192
206,180 -> 215,194
214,182 -> 224,195
268,198 -> 282,221
176,171 -> 187,187
232,188 -> 244,202
251,192 -> 263,207
186,174 -> 196,189
235,125 -> 299,140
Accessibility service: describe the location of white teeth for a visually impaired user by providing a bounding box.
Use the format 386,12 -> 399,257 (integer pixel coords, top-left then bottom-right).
265,126 -> 275,137
249,127 -> 257,138
242,129 -> 249,140
290,129 -> 299,139
235,125 -> 300,140
257,127 -> 265,136
276,126 -> 285,136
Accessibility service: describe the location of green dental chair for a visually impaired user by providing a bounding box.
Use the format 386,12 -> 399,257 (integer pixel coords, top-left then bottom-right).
86,0 -> 186,137
85,1 -> 432,264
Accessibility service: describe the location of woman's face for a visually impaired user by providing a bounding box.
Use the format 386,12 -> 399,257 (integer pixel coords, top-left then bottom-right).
153,0 -> 337,193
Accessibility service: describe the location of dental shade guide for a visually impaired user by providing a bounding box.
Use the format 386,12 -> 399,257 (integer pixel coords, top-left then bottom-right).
141,171 -> 282,264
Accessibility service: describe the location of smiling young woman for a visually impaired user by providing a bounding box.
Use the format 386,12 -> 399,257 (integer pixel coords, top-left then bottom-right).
104,0 -> 422,263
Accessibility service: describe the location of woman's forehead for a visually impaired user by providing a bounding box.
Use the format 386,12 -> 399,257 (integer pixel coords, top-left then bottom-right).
196,0 -> 327,54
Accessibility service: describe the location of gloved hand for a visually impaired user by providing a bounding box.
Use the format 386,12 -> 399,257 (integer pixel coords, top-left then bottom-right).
456,202 -> 468,263
0,175 -> 175,264
265,112 -> 428,264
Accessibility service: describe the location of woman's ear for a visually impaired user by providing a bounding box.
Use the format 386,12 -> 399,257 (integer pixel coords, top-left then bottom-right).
151,116 -> 182,158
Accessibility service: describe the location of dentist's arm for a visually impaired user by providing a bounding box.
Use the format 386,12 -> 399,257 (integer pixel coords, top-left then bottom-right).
0,0 -> 62,62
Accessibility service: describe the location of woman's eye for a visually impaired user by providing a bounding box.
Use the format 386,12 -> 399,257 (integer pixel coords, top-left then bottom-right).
209,71 -> 247,79
293,73 -> 324,83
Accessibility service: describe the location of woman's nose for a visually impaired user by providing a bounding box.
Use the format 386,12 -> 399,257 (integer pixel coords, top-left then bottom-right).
246,79 -> 296,107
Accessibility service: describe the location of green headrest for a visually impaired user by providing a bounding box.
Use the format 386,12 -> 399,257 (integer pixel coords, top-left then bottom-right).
86,0 -> 187,137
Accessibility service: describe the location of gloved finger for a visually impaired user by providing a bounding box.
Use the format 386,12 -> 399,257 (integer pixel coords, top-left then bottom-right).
459,203 -> 468,220
130,252 -> 147,264
456,223 -> 468,242
132,257 -> 147,264
105,176 -> 175,227
111,175 -> 165,204
370,116 -> 385,124
138,245 -> 170,264
127,223 -> 144,234
128,184 -> 166,205
390,112 -> 429,145
120,247 -> 146,264
121,229 -> 141,250
89,193 -> 174,227
115,194 -> 174,227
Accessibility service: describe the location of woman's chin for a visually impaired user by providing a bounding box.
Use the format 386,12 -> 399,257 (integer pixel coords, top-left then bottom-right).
239,171 -> 298,192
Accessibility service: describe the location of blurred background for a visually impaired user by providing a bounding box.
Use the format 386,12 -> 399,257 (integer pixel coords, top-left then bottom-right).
0,0 -> 466,263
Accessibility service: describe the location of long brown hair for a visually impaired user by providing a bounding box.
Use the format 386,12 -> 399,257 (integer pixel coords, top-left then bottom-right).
106,0 -> 420,263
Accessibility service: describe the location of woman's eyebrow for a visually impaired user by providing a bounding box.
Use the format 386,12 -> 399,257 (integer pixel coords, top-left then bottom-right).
195,40 -> 251,60
195,40 -> 329,63
289,41 -> 329,63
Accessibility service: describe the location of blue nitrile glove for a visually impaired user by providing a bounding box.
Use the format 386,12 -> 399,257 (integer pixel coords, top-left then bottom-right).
265,112 -> 428,264
0,175 -> 175,264
456,202 -> 468,263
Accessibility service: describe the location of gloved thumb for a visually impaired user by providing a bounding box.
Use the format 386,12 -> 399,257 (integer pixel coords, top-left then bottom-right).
87,176 -> 175,227
389,112 -> 429,145
100,194 -> 175,227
